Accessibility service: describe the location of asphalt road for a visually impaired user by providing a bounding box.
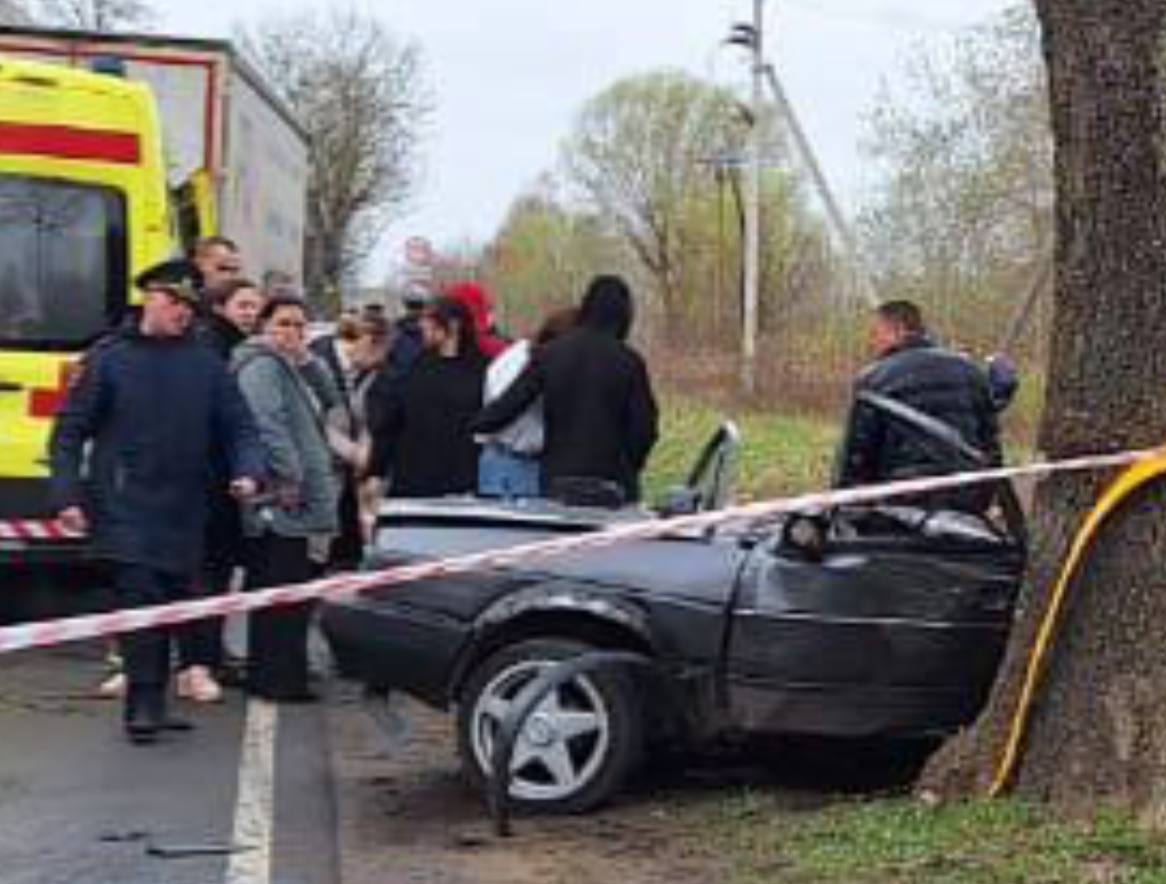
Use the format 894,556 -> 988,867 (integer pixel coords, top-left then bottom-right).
0,639 -> 916,884
0,644 -> 338,884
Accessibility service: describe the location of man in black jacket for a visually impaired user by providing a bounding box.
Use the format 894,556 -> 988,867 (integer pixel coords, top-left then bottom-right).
50,260 -> 264,743
833,300 -> 1001,512
472,275 -> 658,504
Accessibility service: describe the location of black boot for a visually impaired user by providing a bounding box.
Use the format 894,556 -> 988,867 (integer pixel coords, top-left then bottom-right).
124,686 -> 163,745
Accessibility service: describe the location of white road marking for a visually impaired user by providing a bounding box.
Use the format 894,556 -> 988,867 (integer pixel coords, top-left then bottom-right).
225,698 -> 278,884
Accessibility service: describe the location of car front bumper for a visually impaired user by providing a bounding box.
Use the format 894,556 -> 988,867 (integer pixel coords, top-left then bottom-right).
320,594 -> 473,708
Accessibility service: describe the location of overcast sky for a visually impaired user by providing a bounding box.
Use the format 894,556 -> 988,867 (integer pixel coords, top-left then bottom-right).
154,0 -> 1014,278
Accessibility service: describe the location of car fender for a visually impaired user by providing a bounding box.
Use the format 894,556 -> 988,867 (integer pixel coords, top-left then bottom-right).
472,580 -> 652,640
447,581 -> 653,697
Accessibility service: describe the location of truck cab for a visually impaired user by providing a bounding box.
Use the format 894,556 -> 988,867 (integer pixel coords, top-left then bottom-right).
0,57 -> 173,564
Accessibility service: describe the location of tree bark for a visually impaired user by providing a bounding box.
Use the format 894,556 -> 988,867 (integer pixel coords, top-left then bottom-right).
920,0 -> 1166,819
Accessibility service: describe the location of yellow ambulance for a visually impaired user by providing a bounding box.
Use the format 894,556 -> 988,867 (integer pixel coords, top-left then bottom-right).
0,29 -> 308,588
0,57 -> 172,565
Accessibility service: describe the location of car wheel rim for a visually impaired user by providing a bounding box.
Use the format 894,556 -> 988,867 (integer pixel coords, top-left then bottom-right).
469,659 -> 611,803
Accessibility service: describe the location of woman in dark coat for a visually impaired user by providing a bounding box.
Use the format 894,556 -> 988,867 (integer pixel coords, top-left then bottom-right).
368,297 -> 487,497
177,278 -> 267,702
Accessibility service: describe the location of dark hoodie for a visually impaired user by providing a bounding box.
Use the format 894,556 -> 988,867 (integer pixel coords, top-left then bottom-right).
471,275 -> 658,501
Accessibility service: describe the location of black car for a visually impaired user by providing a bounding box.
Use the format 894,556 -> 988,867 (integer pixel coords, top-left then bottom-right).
322,423 -> 1025,812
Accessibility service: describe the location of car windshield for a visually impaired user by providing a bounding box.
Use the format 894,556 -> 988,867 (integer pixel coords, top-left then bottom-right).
0,175 -> 127,351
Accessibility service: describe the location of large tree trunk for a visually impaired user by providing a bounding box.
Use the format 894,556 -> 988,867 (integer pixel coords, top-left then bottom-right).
920,1 -> 1166,819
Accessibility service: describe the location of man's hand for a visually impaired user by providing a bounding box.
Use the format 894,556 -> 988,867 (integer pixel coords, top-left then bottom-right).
275,483 -> 303,510
229,477 -> 259,500
57,506 -> 88,535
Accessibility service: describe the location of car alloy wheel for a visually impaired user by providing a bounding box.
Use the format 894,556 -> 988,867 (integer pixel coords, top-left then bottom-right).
457,638 -> 643,813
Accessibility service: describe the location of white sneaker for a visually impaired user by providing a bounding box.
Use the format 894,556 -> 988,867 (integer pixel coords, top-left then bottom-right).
96,671 -> 126,699
175,665 -> 224,703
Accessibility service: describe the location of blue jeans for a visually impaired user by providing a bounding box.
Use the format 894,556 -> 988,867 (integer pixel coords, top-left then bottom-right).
479,444 -> 541,498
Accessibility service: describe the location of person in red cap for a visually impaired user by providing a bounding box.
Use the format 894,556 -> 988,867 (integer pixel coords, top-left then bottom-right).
445,280 -> 510,359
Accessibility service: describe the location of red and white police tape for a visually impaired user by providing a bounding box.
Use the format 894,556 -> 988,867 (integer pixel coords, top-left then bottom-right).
0,519 -> 83,541
0,447 -> 1154,657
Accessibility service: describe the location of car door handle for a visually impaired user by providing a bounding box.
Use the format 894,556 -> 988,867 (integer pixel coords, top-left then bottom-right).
0,380 -> 24,392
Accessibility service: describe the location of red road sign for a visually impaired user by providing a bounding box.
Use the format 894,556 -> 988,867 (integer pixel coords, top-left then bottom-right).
404,236 -> 434,266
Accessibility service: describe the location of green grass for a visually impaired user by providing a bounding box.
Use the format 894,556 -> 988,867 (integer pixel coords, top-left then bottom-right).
708,795 -> 1166,884
643,397 -> 840,505
641,392 -> 1044,509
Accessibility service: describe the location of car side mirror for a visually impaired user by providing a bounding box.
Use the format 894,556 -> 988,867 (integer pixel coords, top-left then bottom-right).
778,513 -> 829,562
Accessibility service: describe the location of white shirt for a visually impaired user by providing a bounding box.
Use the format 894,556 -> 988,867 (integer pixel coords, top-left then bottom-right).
478,340 -> 544,455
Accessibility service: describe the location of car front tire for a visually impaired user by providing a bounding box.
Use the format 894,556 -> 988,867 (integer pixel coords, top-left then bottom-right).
456,637 -> 644,814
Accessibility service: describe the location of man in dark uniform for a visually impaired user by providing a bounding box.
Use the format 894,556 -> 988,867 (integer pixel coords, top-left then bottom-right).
834,300 -> 1001,513
50,259 -> 264,744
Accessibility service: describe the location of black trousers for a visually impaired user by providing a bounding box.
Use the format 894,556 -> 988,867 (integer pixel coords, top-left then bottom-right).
243,534 -> 313,698
329,470 -> 363,570
185,490 -> 245,670
113,563 -> 196,692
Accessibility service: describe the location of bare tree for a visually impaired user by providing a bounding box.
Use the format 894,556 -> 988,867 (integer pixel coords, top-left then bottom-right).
858,3 -> 1051,352
561,70 -> 753,334
32,0 -> 154,30
921,0 -> 1166,817
240,9 -> 429,303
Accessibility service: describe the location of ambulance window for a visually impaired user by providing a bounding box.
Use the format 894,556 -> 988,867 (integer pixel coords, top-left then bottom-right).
0,176 -> 127,351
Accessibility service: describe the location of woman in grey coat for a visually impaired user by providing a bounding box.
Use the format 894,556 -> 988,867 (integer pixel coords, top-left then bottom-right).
233,294 -> 340,701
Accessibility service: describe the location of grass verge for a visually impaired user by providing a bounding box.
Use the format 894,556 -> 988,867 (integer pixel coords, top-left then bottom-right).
710,794 -> 1166,884
643,397 -> 839,505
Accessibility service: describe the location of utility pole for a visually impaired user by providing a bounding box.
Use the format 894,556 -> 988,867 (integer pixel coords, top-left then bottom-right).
741,0 -> 764,396
762,65 -> 878,308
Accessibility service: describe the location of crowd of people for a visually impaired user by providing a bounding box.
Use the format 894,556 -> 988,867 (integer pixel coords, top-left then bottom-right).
46,232 -> 1017,747
48,238 -> 662,744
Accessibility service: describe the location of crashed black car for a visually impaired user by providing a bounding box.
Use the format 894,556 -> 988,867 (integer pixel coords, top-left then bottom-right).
323,422 -> 1025,813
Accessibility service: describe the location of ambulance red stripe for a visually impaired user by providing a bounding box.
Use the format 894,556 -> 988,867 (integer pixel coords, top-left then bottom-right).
0,122 -> 140,164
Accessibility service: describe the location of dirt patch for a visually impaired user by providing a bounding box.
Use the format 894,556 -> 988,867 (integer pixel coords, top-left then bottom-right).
327,689 -> 849,884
